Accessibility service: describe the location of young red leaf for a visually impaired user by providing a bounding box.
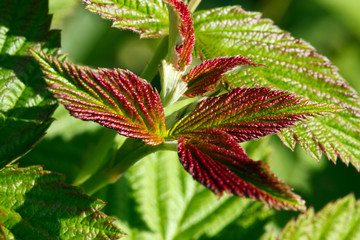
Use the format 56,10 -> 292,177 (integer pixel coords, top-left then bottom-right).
170,87 -> 340,141
178,130 -> 305,211
183,56 -> 260,97
164,0 -> 195,70
31,50 -> 166,146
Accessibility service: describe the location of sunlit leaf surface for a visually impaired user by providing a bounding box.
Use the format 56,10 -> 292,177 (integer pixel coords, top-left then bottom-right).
263,194 -> 360,240
81,0 -> 169,38
193,6 -> 360,169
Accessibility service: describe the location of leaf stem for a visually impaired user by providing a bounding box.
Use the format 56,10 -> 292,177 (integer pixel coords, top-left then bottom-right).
80,138 -> 177,195
72,129 -> 119,186
141,36 -> 168,82
188,0 -> 202,12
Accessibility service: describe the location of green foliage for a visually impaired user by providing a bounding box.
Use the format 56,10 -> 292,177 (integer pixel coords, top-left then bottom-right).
0,165 -> 124,239
192,6 -> 360,170
96,150 -> 274,240
76,1 -> 360,170
0,0 -> 60,167
2,0 -> 360,239
81,0 -> 169,38
263,194 -> 360,240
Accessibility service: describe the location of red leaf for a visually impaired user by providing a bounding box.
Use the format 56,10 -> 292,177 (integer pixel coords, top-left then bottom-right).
183,56 -> 260,97
32,50 -> 166,146
171,87 -> 335,142
164,0 -> 195,70
178,130 -> 305,210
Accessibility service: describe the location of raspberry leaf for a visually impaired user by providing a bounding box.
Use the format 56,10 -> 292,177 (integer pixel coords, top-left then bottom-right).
81,0 -> 169,38
178,130 -> 305,211
0,165 -> 124,239
263,194 -> 360,240
165,0 -> 195,70
0,0 -> 60,168
31,50 -> 166,146
183,56 -> 260,97
170,87 -> 339,142
193,6 -> 360,169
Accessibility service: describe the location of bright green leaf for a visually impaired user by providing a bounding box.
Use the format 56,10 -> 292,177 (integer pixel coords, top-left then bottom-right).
193,6 -> 360,169
0,0 -> 60,168
0,165 -> 124,239
263,194 -> 360,240
81,0 -> 169,38
96,150 -> 274,240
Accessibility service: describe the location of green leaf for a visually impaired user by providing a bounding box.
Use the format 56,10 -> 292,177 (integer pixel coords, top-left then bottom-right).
81,0 -> 169,38
193,6 -> 360,169
263,194 -> 360,240
0,165 -> 124,239
31,50 -> 167,146
0,0 -> 60,168
96,150 -> 274,240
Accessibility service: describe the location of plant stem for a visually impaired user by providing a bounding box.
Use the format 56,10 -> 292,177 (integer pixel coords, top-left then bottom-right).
72,128 -> 118,186
141,36 -> 168,82
188,0 -> 202,12
80,139 -> 177,195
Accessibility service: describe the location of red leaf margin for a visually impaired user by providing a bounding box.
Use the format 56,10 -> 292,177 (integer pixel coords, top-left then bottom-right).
177,130 -> 305,211
31,49 -> 166,146
164,0 -> 195,70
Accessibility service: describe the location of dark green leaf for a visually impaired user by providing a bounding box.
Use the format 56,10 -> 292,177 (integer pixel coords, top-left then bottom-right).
0,165 -> 124,239
0,0 -> 60,168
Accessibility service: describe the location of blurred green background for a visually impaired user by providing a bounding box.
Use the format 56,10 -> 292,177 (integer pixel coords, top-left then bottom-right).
20,0 -> 360,236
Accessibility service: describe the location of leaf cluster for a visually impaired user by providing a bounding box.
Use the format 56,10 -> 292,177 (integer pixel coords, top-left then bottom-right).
1,0 -> 360,239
